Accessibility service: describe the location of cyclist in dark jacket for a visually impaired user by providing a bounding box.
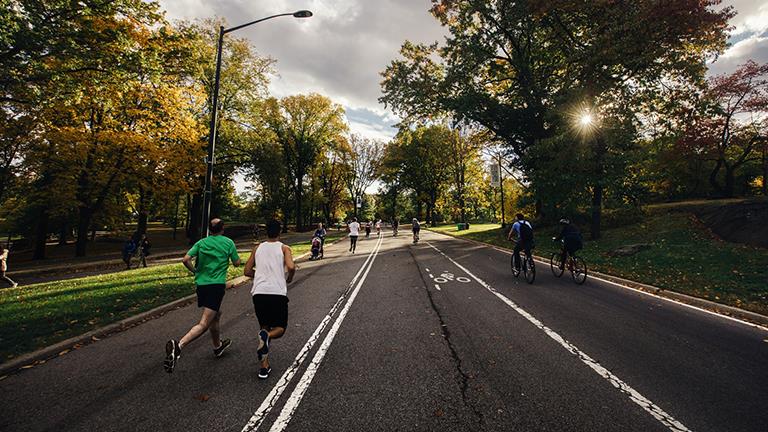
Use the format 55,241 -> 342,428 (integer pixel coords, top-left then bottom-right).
554,218 -> 583,269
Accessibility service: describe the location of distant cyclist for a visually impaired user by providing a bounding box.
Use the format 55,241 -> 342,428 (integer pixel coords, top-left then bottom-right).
411,218 -> 421,244
554,218 -> 583,270
507,213 -> 534,271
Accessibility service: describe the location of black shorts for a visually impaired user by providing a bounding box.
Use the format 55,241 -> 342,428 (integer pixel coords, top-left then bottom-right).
252,294 -> 289,329
197,284 -> 226,312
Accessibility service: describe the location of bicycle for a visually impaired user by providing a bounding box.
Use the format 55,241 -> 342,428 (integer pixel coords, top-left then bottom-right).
129,245 -> 147,269
510,240 -> 535,284
550,239 -> 587,284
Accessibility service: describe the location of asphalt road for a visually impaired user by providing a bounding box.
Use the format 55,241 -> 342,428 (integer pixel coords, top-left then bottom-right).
1,230 -> 766,432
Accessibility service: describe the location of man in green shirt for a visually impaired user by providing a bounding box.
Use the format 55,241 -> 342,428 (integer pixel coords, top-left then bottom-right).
164,218 -> 242,373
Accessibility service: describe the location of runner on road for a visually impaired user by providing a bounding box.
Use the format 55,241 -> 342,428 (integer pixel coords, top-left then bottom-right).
375,219 -> 382,236
164,218 -> 241,373
0,245 -> 18,288
348,218 -> 360,253
392,218 -> 399,237
244,219 -> 296,379
411,218 -> 421,244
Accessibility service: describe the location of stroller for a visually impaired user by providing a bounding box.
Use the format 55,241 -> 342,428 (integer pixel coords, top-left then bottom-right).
310,236 -> 323,260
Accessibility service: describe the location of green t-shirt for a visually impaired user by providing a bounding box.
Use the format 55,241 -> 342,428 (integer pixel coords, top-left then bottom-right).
187,235 -> 240,285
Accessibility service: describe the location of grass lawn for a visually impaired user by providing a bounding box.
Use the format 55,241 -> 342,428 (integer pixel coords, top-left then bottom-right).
0,236 -> 344,363
430,214 -> 768,316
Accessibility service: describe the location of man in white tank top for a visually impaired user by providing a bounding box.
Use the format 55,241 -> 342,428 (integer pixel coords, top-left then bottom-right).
244,219 -> 296,379
348,217 -> 360,253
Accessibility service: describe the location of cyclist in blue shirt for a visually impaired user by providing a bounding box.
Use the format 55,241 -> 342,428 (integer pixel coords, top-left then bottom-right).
507,213 -> 534,271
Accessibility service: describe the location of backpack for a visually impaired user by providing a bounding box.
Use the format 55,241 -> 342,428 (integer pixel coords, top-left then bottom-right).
518,220 -> 534,242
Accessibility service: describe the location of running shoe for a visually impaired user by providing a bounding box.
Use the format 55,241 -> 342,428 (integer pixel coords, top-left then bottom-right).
11,282 -> 18,288
258,367 -> 272,379
213,338 -> 232,358
164,339 -> 180,373
257,329 -> 270,360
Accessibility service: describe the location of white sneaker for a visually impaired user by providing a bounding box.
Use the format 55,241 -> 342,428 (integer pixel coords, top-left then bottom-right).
11,283 -> 18,288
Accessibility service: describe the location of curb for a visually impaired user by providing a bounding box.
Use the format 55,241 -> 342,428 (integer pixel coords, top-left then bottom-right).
0,275 -> 251,378
0,236 -> 345,378
426,229 -> 768,329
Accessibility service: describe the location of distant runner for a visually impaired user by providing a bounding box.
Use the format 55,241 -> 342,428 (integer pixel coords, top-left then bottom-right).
375,219 -> 382,236
392,218 -> 399,237
348,218 -> 360,253
412,218 -> 421,244
245,219 -> 296,379
164,218 -> 241,373
0,245 -> 18,288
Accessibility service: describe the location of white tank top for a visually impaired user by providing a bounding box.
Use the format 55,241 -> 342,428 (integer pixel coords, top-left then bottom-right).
250,241 -> 288,296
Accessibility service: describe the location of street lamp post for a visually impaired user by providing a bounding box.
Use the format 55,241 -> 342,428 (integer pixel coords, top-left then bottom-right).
200,10 -> 313,238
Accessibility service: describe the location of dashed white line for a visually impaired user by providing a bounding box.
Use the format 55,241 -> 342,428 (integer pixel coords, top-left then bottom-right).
435,284 -> 441,291
427,241 -> 692,432
268,235 -> 384,432
240,236 -> 382,432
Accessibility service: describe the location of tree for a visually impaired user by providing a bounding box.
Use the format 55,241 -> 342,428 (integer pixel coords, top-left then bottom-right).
175,19 -> 275,241
678,60 -> 768,197
345,134 -> 383,218
384,125 -> 453,225
263,94 -> 348,230
381,0 -> 733,236
447,125 -> 489,223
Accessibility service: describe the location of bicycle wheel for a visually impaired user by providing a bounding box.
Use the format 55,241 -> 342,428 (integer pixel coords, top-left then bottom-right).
571,256 -> 588,285
550,253 -> 565,277
510,254 -> 520,277
524,256 -> 536,284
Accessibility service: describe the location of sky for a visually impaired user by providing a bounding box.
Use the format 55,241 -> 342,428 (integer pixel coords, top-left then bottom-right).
155,0 -> 768,192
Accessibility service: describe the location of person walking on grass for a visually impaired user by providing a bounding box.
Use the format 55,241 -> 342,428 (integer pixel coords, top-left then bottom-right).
164,218 -> 242,373
244,219 -> 296,379
348,217 -> 360,253
0,245 -> 18,288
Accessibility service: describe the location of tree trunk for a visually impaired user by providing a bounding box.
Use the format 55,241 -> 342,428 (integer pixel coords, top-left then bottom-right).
724,166 -> 736,198
187,193 -> 202,244
590,185 -> 603,240
137,187 -> 148,237
295,176 -> 304,231
762,148 -> 767,196
32,209 -> 49,260
709,158 -> 724,196
75,206 -> 92,257
58,222 -> 68,246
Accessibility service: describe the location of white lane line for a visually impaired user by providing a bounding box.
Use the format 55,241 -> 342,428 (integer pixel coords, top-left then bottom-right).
428,273 -> 434,279
435,284 -> 441,291
426,267 -> 430,272
427,241 -> 692,432
489,245 -> 768,333
240,236 -> 382,432
268,235 -> 384,432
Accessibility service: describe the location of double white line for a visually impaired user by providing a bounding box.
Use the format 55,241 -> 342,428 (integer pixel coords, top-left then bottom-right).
241,234 -> 384,432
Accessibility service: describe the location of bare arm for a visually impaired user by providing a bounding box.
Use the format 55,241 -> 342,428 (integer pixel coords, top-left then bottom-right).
243,247 -> 257,278
182,254 -> 196,274
283,244 -> 296,283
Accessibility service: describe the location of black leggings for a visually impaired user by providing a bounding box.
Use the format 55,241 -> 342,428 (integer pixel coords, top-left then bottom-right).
349,235 -> 358,252
1,271 -> 16,287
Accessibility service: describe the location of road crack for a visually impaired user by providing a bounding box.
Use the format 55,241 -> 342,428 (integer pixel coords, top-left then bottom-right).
408,247 -> 486,431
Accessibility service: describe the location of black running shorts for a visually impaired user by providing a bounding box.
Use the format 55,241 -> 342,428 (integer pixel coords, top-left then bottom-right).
252,294 -> 289,329
196,284 -> 226,311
